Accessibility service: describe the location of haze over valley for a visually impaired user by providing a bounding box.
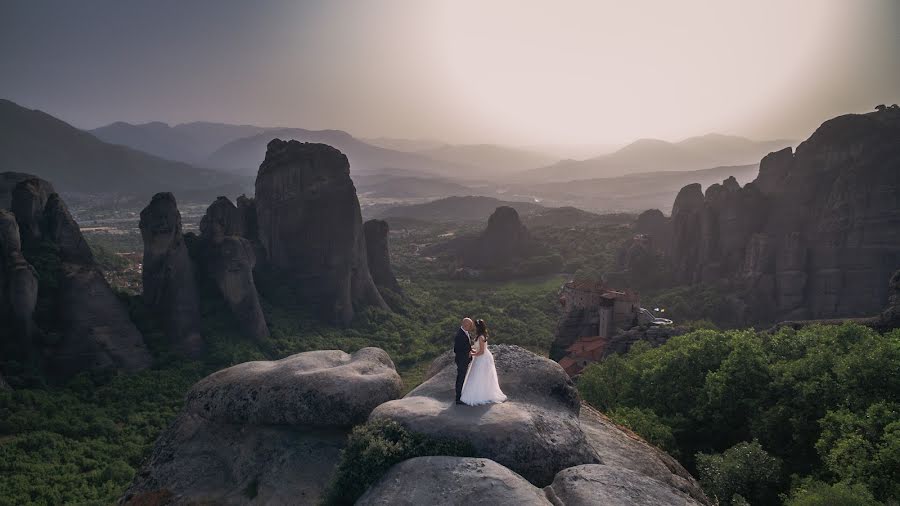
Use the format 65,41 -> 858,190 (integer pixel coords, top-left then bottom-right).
1,2 -> 899,505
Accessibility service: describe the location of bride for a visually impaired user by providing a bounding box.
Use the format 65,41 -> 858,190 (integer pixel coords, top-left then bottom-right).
460,319 -> 507,405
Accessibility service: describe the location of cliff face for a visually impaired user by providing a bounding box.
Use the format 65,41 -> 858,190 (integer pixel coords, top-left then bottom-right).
197,196 -> 269,341
139,193 -> 204,357
666,109 -> 900,322
1,172 -> 151,377
255,139 -> 386,324
363,219 -> 402,296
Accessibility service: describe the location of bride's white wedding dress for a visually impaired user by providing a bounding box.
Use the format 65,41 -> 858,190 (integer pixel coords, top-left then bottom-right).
460,335 -> 507,405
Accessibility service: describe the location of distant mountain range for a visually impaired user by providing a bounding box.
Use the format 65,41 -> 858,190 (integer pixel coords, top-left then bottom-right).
512,164 -> 761,213
90,121 -> 269,165
0,99 -> 249,199
86,118 -> 788,187
207,128 -> 475,177
521,134 -> 792,182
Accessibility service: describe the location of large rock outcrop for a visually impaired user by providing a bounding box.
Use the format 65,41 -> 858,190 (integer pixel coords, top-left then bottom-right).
659,109 -> 900,323
1,173 -> 152,377
196,196 -> 268,341
363,219 -> 401,296
464,206 -> 543,269
634,208 -> 671,254
254,139 -> 386,324
371,345 -> 594,486
139,192 -> 204,357
369,345 -> 709,504
122,347 -> 402,506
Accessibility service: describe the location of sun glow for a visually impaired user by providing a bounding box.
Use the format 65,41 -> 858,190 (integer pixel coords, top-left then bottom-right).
428,0 -> 851,144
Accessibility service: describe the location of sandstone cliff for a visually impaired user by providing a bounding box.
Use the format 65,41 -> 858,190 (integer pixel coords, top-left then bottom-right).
463,206 -> 544,269
1,172 -> 151,377
140,192 -> 204,357
196,196 -> 269,340
649,109 -> 900,323
363,219 -> 402,296
254,139 -> 387,324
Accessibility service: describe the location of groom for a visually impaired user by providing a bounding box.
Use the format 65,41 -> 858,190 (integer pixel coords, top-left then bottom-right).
453,317 -> 476,405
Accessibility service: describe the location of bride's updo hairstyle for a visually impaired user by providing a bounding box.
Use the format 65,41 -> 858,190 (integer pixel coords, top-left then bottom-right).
475,319 -> 489,340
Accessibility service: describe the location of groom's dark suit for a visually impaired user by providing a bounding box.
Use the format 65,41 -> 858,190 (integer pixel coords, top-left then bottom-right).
453,327 -> 473,402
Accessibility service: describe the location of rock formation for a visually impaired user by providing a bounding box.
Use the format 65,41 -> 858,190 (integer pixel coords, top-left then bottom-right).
0,209 -> 38,344
254,139 -> 386,324
123,344 -> 708,505
654,109 -> 900,323
197,196 -> 268,341
634,208 -> 671,254
370,345 -> 709,503
363,219 -> 401,295
139,193 -> 204,357
463,206 -> 542,268
1,172 -> 151,377
122,347 -> 402,505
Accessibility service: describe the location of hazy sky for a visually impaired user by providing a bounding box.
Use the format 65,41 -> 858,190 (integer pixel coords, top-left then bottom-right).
1,0 -> 898,146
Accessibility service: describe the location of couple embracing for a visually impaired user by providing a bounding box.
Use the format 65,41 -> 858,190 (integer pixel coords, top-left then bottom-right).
453,317 -> 508,406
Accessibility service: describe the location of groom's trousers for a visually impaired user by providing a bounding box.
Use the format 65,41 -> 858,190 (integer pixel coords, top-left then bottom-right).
455,358 -> 470,401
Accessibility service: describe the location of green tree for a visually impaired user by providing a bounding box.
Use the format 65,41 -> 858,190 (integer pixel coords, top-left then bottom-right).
696,440 -> 782,506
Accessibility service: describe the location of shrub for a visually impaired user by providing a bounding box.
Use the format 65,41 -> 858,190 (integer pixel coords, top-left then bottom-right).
784,479 -> 882,506
608,406 -> 676,454
695,440 -> 782,506
323,419 -> 475,505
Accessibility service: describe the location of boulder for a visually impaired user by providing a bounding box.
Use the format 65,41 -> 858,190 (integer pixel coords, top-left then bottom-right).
370,345 -> 597,486
186,347 -> 401,428
254,139 -> 387,324
363,219 -> 401,295
357,457 -> 552,506
198,197 -> 268,341
371,345 -> 710,500
122,347 -> 402,506
139,192 -> 204,357
545,464 -> 705,506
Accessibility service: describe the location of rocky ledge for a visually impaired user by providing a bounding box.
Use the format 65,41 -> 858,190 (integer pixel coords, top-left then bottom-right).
370,344 -> 708,502
121,347 -> 402,505
123,345 -> 708,505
